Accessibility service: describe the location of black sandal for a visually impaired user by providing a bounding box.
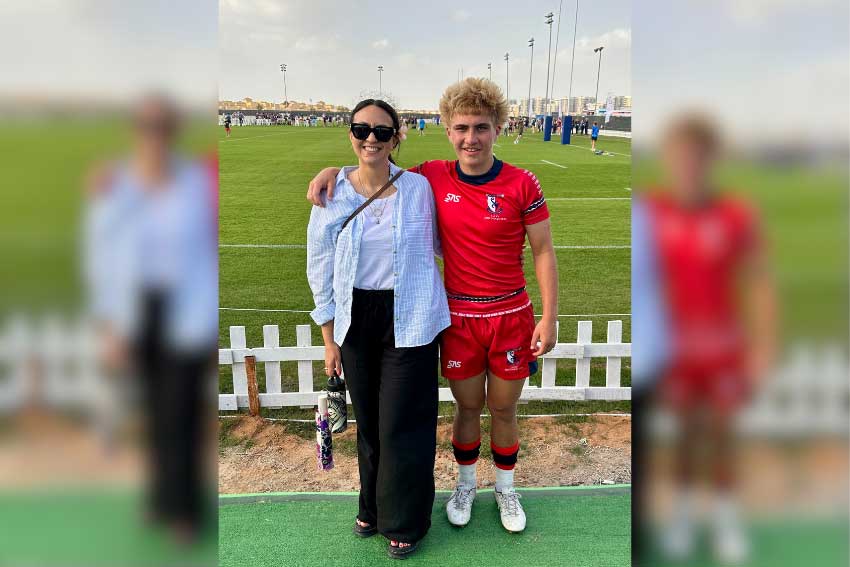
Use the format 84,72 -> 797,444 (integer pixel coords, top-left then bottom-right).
353,518 -> 377,538
387,539 -> 420,559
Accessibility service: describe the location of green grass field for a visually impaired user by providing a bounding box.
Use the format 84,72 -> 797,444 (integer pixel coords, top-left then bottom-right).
0,489 -> 216,566
218,125 -> 632,408
218,486 -> 631,567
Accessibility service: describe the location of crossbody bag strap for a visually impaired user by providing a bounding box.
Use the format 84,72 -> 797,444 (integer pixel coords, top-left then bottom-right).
341,169 -> 404,231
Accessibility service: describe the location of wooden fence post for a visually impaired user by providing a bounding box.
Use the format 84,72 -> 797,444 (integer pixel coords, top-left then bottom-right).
245,355 -> 260,417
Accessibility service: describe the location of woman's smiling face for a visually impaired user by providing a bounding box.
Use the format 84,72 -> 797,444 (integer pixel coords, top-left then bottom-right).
349,104 -> 397,165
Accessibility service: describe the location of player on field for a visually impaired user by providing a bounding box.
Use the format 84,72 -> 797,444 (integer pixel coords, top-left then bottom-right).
591,121 -> 600,150
513,117 -> 525,144
645,113 -> 776,564
418,117 -> 426,136
306,78 -> 558,534
223,113 -> 232,137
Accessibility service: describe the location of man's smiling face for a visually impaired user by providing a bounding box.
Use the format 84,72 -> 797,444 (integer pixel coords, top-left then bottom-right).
446,113 -> 500,175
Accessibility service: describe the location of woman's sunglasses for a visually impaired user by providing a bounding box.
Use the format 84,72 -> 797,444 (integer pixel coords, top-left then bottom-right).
350,123 -> 396,142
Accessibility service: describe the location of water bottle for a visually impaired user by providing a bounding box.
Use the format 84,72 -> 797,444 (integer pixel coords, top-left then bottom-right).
315,394 -> 334,471
326,372 -> 348,434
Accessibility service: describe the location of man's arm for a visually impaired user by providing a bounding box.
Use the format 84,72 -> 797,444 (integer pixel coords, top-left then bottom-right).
526,219 -> 558,356
306,168 -> 341,206
743,241 -> 777,386
307,162 -> 429,206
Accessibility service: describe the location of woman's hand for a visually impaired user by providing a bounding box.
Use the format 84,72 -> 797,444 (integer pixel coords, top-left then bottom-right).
94,323 -> 129,373
324,342 -> 343,377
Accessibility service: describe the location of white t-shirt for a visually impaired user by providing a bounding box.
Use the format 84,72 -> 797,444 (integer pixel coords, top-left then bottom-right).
139,184 -> 181,288
354,192 -> 397,290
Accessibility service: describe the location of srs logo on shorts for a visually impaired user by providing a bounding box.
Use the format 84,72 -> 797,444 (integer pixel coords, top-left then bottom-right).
444,193 -> 461,203
447,360 -> 462,369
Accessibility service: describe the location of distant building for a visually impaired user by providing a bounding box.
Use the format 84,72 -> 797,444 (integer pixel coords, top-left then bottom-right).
219,97 -> 351,113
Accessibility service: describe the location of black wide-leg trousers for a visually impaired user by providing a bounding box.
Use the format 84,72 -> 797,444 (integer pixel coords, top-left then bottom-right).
341,288 -> 439,543
135,290 -> 212,530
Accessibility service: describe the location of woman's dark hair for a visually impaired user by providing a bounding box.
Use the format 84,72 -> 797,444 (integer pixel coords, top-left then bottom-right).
350,98 -> 401,164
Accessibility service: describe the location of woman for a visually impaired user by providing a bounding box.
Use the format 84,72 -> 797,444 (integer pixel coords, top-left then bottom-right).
86,94 -> 218,544
306,99 -> 450,559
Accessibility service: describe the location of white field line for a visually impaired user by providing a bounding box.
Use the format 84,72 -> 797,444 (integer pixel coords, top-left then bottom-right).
541,159 -> 567,169
547,197 -> 630,201
220,244 -> 306,249
220,307 -> 312,313
525,136 -> 631,157
221,132 -> 294,142
220,243 -> 630,250
219,306 -> 631,317
552,245 -> 630,249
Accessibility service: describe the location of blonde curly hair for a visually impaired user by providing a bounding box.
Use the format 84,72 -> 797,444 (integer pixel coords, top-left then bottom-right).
439,78 -> 508,127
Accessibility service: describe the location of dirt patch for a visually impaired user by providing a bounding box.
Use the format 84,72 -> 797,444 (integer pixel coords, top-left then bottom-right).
218,414 -> 632,494
647,440 -> 850,516
0,410 -> 144,489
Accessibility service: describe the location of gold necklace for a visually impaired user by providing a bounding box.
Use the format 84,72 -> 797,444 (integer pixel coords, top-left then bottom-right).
357,169 -> 392,224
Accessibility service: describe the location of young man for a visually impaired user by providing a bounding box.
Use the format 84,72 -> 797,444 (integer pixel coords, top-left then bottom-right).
645,114 -> 776,564
591,122 -> 600,150
306,78 -> 558,534
223,113 -> 231,137
418,117 -> 426,136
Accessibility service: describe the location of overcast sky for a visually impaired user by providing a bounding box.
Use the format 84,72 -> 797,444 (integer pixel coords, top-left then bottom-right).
0,0 -> 217,106
633,0 -> 849,145
1,0 -> 845,145
219,0 -> 632,109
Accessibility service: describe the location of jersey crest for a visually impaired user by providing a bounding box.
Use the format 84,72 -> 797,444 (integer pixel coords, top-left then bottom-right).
487,193 -> 504,214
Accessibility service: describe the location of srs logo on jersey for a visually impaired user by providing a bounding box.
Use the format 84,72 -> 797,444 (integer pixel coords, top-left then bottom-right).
444,193 -> 461,203
447,360 -> 463,369
486,194 -> 504,215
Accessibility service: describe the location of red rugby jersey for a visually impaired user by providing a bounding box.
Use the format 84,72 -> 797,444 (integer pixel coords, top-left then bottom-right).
412,159 -> 550,315
647,192 -> 760,360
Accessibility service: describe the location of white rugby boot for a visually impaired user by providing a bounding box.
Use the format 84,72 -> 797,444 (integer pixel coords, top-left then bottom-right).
494,488 -> 526,533
712,497 -> 750,565
446,485 -> 476,527
661,491 -> 696,561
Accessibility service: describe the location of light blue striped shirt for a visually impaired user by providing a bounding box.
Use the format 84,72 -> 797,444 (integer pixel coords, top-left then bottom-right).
631,197 -> 670,390
307,162 -> 450,348
85,158 -> 218,351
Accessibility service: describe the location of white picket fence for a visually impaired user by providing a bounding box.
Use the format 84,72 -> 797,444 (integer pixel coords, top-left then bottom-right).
0,316 -> 846,437
735,344 -> 849,436
218,320 -> 631,411
0,316 -> 106,412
